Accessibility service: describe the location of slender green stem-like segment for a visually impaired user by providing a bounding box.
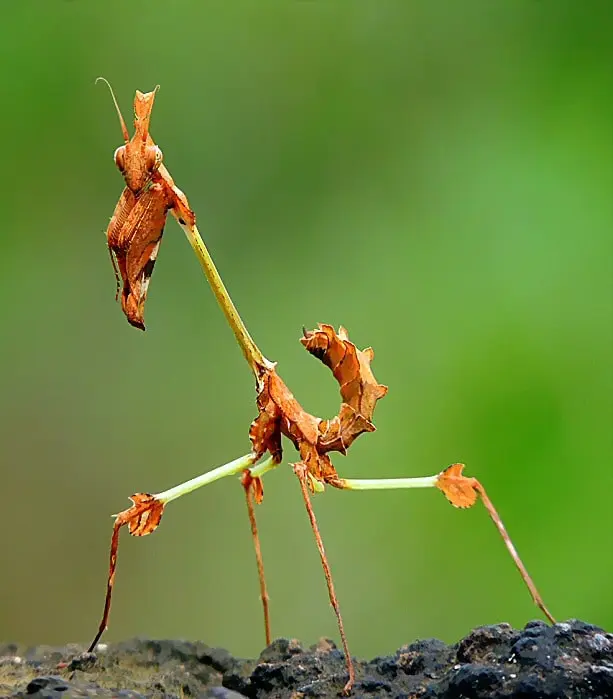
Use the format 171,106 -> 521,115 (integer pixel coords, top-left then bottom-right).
249,455 -> 280,479
157,453 -> 258,504
337,475 -> 438,491
339,471 -> 556,625
154,454 -> 278,505
177,219 -> 273,376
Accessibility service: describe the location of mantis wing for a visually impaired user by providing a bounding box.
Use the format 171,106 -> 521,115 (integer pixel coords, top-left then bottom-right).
111,183 -> 171,330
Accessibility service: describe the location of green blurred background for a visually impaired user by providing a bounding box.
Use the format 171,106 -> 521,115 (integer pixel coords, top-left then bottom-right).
1,1 -> 611,660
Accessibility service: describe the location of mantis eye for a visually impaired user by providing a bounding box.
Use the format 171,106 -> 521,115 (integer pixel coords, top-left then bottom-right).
146,145 -> 163,172
114,146 -> 126,172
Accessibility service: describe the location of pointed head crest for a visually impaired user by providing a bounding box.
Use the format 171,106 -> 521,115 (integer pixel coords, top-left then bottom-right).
133,87 -> 160,142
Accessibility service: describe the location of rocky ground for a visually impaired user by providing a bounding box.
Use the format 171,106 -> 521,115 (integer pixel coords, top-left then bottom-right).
1,619 -> 612,698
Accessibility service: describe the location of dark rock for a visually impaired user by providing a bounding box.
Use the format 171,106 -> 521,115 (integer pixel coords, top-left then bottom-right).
200,646 -> 237,674
1,620 -> 611,698
396,638 -> 452,681
354,676 -> 392,693
258,638 -> 304,663
456,623 -> 518,664
444,664 -> 504,697
205,688 -> 248,699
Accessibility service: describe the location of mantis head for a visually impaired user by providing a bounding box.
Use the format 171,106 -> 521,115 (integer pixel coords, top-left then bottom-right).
97,78 -> 164,193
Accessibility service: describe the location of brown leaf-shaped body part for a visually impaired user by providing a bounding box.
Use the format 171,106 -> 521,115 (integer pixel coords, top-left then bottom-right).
103,86 -> 173,329
108,182 -> 173,330
301,324 -> 388,452
241,470 -> 264,505
249,369 -> 284,464
106,187 -> 137,298
250,366 -> 335,482
116,492 -> 166,536
316,403 -> 375,455
104,86 -> 200,330
302,324 -> 388,419
435,463 -> 478,508
250,325 -> 387,489
154,161 -> 196,230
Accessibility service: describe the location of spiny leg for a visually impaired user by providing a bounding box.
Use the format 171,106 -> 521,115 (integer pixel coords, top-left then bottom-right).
89,518 -> 123,652
294,463 -> 355,696
241,455 -> 280,647
472,479 -> 555,624
334,464 -> 555,624
242,471 -> 271,646
89,452 -> 261,652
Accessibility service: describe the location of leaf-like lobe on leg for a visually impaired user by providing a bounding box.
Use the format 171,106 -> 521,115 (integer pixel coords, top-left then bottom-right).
116,493 -> 166,536
435,463 -> 478,508
241,469 -> 264,505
